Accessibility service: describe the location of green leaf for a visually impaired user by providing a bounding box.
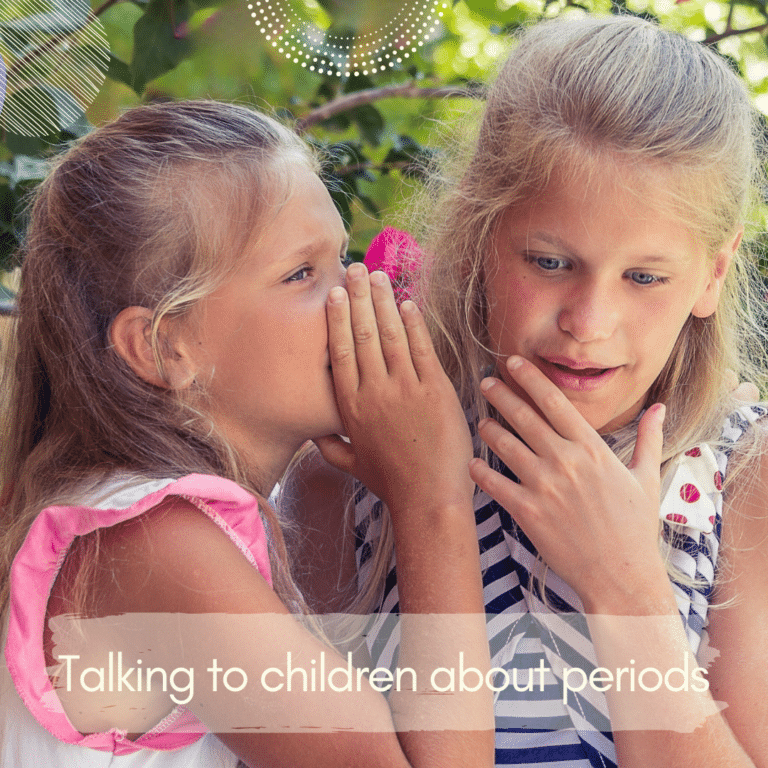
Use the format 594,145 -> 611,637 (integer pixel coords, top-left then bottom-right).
321,111 -> 352,132
3,132 -> 54,156
343,73 -> 375,94
107,53 -> 135,88
351,104 -> 384,147
130,0 -> 194,93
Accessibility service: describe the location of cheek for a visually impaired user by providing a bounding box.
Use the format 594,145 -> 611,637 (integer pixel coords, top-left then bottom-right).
633,296 -> 693,348
274,300 -> 329,352
486,271 -> 544,351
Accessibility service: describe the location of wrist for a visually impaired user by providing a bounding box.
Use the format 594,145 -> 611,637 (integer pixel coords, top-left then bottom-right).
580,564 -> 677,616
387,495 -> 475,528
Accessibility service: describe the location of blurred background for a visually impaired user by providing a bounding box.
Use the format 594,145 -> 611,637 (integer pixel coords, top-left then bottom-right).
1,0 -> 768,295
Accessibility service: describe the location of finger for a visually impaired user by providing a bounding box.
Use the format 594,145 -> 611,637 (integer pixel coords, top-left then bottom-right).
476,417 -> 539,485
326,286 -> 359,399
399,300 -> 443,382
469,457 -> 537,526
369,271 -> 412,377
345,262 -> 387,382
501,356 -> 598,444
313,435 -> 356,475
627,403 -> 664,494
479,376 -> 568,459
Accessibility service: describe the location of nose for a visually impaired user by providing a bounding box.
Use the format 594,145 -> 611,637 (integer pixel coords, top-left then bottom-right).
557,280 -> 620,343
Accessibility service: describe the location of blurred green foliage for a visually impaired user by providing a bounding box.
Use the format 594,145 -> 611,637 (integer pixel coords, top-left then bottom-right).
2,0 -> 768,274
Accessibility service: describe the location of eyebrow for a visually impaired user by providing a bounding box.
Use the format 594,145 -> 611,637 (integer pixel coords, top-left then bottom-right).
289,233 -> 350,262
527,231 -> 576,255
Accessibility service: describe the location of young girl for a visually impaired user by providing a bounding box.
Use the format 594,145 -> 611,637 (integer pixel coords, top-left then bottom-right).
296,14 -> 768,768
0,101 -> 494,766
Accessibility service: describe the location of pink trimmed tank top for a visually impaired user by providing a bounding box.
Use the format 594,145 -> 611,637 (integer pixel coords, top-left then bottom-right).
1,473 -> 272,766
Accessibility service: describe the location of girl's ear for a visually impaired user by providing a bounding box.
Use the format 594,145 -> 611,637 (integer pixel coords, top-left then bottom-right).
110,306 -> 196,389
691,229 -> 742,319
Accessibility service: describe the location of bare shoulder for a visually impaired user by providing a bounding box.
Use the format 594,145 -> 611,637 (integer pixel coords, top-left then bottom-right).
707,422 -> 768,762
281,447 -> 357,613
45,498 -> 289,736
90,497 -> 286,616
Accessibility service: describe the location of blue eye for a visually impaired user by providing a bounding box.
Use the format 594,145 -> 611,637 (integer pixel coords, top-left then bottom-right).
526,254 -> 569,272
628,271 -> 666,286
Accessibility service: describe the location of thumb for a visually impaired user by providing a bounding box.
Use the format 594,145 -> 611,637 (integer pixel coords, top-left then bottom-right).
628,403 -> 665,492
313,435 -> 356,475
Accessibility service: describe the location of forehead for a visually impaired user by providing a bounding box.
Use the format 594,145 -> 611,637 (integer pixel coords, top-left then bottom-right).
236,162 -> 345,270
500,158 -> 692,231
546,157 -> 677,213
260,163 -> 344,241
494,159 -> 707,264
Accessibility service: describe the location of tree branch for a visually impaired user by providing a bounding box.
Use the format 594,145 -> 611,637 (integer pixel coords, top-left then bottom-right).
295,81 -> 483,133
704,21 -> 768,44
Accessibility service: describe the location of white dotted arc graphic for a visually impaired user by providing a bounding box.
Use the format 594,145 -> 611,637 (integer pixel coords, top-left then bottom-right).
247,1 -> 449,77
0,0 -> 109,137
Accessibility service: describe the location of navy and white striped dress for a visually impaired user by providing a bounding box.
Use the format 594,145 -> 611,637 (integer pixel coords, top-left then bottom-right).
354,405 -> 766,767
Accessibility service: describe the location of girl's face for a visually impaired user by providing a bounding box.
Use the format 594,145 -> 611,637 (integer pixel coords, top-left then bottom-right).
188,163 -> 348,463
487,164 -> 736,432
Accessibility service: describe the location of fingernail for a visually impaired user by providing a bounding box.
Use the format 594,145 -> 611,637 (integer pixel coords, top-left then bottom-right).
477,418 -> 490,430
346,262 -> 367,279
400,300 -> 418,314
329,286 -> 346,303
480,378 -> 497,392
507,356 -> 523,371
654,403 -> 666,422
369,270 -> 387,285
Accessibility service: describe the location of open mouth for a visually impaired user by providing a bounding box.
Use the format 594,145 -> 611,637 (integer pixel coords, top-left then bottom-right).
536,356 -> 619,391
551,362 -> 609,377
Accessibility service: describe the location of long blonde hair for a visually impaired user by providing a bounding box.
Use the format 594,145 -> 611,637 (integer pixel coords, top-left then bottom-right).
0,100 -> 317,619
354,15 -> 768,612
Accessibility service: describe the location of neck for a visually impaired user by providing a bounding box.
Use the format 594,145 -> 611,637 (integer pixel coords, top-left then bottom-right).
214,417 -> 303,497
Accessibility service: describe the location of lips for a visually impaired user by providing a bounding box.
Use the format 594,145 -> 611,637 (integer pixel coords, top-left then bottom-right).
536,355 -> 620,392
550,362 -> 607,377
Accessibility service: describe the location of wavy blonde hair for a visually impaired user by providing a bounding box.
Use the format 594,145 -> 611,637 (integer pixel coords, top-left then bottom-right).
354,15 -> 768,612
0,100 -> 318,620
